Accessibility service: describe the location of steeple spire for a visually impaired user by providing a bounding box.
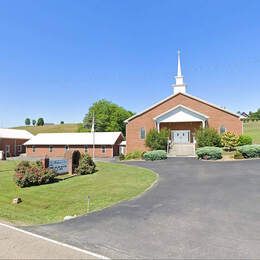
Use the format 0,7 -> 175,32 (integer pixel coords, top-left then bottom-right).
172,50 -> 187,94
177,49 -> 182,77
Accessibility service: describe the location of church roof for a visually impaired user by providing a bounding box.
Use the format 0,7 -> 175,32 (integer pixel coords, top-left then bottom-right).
124,92 -> 241,123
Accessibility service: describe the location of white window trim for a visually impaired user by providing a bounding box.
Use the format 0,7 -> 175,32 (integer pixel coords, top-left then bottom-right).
5,145 -> 10,153
32,145 -> 36,152
17,145 -> 22,152
49,146 -> 53,152
101,145 -> 106,153
64,145 -> 69,152
84,145 -> 88,152
140,127 -> 146,139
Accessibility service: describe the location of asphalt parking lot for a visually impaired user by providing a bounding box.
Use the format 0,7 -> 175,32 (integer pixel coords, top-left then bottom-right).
25,158 -> 260,259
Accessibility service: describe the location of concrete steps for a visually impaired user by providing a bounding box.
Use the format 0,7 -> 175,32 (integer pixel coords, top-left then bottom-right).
168,143 -> 195,157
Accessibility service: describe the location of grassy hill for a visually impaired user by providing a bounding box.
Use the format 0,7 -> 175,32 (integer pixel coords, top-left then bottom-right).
243,121 -> 260,144
14,123 -> 82,135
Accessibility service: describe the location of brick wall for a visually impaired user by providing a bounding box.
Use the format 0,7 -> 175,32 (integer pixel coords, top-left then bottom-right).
0,138 -> 28,157
126,93 -> 242,153
26,145 -> 114,158
26,134 -> 124,159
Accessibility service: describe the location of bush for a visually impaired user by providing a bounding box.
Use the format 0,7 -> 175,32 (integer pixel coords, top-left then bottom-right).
238,135 -> 253,146
221,132 -> 239,151
233,151 -> 244,159
145,128 -> 170,151
237,145 -> 260,158
195,127 -> 221,148
14,161 -> 56,188
143,150 -> 167,161
75,154 -> 96,175
125,150 -> 144,160
196,146 -> 222,160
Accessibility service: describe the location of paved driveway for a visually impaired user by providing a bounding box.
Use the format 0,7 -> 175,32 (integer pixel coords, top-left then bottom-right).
25,158 -> 260,259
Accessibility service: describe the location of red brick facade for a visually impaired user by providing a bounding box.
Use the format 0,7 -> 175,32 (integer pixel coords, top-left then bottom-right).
26,135 -> 123,158
0,138 -> 27,157
126,93 -> 242,153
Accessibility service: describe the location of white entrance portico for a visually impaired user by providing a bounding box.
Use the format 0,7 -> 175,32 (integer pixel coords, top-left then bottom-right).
153,105 -> 208,144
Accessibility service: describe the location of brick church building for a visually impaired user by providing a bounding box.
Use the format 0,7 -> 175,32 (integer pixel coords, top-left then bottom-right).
125,51 -> 243,155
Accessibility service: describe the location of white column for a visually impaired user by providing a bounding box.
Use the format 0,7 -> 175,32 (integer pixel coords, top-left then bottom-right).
202,120 -> 205,128
157,122 -> 160,132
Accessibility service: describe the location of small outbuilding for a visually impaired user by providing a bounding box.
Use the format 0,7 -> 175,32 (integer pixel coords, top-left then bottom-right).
24,132 -> 124,158
0,128 -> 33,157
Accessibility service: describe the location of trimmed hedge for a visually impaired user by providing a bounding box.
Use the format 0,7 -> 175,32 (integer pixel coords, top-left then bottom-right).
143,150 -> 167,161
125,151 -> 144,160
196,146 -> 223,160
237,145 -> 260,158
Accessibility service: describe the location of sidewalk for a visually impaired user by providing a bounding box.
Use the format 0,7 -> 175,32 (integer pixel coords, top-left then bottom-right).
0,223 -> 106,259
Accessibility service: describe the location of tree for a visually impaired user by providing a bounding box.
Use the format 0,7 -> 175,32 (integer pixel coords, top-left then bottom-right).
25,118 -> 31,126
248,108 -> 260,120
32,119 -> 36,126
83,99 -> 134,135
221,132 -> 239,151
37,118 -> 45,126
60,121 -> 64,124
145,128 -> 170,151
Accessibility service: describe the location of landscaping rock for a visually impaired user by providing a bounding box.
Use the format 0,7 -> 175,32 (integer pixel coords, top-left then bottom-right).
64,215 -> 77,221
12,197 -> 22,204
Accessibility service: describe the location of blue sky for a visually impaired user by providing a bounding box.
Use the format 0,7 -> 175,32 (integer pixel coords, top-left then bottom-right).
0,0 -> 259,127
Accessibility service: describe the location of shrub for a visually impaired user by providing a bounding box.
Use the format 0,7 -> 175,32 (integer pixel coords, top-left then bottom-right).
238,135 -> 253,146
237,145 -> 260,158
125,150 -> 144,160
143,150 -> 167,161
14,161 -> 56,188
145,128 -> 170,151
195,127 -> 221,148
75,153 -> 96,175
196,146 -> 223,160
221,132 -> 239,151
233,151 -> 244,159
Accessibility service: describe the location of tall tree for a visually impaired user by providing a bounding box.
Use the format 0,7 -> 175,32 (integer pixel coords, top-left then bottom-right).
37,118 -> 45,126
32,119 -> 36,126
83,99 -> 134,135
25,118 -> 31,126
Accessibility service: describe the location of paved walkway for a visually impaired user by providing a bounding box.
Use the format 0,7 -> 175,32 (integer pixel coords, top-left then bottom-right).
0,223 -> 105,259
24,158 -> 260,259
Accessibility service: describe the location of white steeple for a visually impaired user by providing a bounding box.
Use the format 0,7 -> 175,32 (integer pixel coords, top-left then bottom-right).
173,50 -> 187,94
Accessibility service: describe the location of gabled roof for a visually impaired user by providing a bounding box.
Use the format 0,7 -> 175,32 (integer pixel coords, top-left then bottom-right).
153,105 -> 209,123
124,92 -> 241,123
0,128 -> 33,139
24,132 -> 123,146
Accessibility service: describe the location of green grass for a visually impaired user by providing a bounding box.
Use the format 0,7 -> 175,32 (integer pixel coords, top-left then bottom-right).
0,161 -> 156,225
244,127 -> 260,144
13,123 -> 81,135
243,120 -> 260,144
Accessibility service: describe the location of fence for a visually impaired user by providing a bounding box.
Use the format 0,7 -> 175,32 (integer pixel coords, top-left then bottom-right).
243,120 -> 260,129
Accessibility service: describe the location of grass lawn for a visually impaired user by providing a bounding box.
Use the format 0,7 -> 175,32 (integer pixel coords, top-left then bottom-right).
13,123 -> 81,135
244,128 -> 260,144
244,121 -> 260,144
0,161 -> 156,225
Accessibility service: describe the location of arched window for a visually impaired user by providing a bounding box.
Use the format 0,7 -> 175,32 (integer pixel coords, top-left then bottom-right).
220,125 -> 226,134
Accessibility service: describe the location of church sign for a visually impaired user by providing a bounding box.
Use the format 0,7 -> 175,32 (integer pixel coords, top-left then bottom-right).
49,159 -> 68,174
